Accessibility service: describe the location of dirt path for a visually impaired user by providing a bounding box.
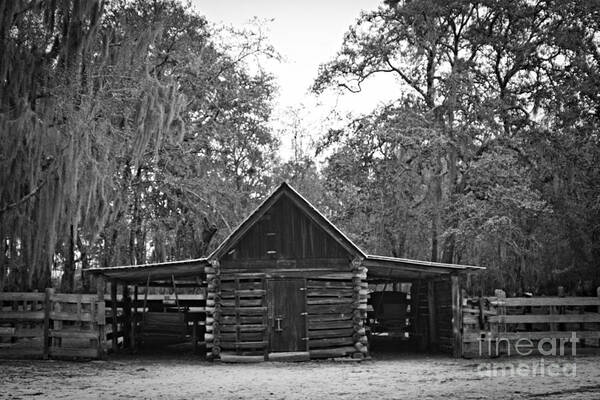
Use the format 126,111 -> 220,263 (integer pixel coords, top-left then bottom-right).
1,354 -> 600,399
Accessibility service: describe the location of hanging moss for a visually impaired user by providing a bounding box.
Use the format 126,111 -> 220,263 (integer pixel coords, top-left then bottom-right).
0,0 -> 188,290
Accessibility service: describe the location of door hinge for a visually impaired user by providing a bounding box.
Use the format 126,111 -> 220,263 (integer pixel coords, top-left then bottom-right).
300,312 -> 308,316
299,287 -> 306,291
301,337 -> 309,341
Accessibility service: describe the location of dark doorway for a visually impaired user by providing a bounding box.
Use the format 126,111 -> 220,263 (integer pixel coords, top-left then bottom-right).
268,279 -> 307,352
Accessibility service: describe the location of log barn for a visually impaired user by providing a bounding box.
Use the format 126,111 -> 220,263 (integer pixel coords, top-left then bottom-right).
88,182 -> 483,361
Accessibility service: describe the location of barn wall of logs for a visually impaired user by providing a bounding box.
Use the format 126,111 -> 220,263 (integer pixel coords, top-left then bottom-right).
204,258 -> 369,361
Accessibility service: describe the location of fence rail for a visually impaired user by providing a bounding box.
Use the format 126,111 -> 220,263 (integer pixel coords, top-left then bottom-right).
0,289 -> 106,359
462,288 -> 600,358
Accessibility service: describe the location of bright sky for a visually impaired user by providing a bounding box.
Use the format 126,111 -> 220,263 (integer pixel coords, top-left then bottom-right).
192,0 -> 399,160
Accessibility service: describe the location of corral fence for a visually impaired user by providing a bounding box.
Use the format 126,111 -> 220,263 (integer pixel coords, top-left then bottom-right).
0,289 -> 106,359
462,288 -> 600,357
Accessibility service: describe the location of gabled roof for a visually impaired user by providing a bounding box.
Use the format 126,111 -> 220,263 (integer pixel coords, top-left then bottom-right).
208,181 -> 365,260
87,181 -> 484,282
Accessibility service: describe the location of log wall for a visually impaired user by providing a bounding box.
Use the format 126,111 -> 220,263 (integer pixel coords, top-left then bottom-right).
209,260 -> 369,361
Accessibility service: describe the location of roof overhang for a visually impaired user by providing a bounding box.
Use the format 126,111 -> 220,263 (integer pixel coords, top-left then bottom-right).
364,254 -> 485,281
85,258 -> 209,284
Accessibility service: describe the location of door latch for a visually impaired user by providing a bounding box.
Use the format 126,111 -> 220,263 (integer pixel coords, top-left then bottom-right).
274,317 -> 283,332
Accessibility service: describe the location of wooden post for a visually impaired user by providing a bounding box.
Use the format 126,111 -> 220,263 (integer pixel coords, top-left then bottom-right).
123,284 -> 131,349
43,288 -> 54,359
96,276 -> 106,359
451,274 -> 462,358
110,280 -> 118,352
131,285 -> 138,353
427,280 -> 437,350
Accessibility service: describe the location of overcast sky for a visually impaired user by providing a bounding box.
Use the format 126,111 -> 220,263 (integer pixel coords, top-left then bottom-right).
192,1 -> 398,159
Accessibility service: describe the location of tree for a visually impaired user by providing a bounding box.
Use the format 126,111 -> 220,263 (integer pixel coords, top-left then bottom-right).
314,0 -> 600,294
0,0 -> 279,291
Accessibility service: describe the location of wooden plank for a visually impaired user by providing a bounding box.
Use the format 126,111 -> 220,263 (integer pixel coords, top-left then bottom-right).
221,258 -> 349,270
306,277 -> 354,290
462,314 -> 479,325
268,351 -> 310,362
220,289 -> 266,298
491,297 -> 600,307
50,293 -> 98,303
306,298 -> 353,305
0,327 -> 15,336
14,327 -> 44,338
221,282 -> 263,291
489,314 -> 600,324
105,294 -> 205,302
220,341 -> 268,349
221,299 -> 263,307
220,324 -> 266,332
220,307 -> 266,315
308,320 -> 353,330
308,314 -> 352,323
307,280 -> 353,289
0,292 -> 45,301
221,316 -> 263,324
307,289 -> 354,297
220,353 -> 265,363
49,311 -> 94,322
308,328 -> 354,339
309,346 -> 355,359
492,331 -> 600,340
49,330 -> 99,339
308,337 -> 354,348
307,304 -> 353,314
0,311 -> 45,321
221,332 -> 264,341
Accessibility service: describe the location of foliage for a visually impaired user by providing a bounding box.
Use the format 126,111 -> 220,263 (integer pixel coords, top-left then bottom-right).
315,0 -> 600,294
0,0 -> 279,291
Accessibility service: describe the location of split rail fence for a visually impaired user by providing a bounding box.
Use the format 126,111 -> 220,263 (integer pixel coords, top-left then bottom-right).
462,288 -> 600,357
0,290 -> 106,359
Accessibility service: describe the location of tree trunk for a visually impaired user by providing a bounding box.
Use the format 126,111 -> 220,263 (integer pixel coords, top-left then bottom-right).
61,224 -> 76,292
77,234 -> 90,293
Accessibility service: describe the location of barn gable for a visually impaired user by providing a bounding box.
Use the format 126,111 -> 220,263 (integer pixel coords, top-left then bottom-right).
209,182 -> 364,264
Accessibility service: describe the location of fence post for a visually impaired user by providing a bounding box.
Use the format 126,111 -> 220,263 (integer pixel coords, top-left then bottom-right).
43,288 -> 54,359
111,280 -> 118,352
96,276 -> 106,359
451,274 -> 462,358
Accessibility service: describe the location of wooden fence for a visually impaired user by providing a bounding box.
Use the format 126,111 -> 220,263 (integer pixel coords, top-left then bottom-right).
462,289 -> 600,357
0,289 -> 106,359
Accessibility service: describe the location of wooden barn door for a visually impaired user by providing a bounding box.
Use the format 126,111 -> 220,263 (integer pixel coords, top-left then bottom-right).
268,279 -> 307,352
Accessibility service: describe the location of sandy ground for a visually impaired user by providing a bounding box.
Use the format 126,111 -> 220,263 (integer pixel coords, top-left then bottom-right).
1,352 -> 600,400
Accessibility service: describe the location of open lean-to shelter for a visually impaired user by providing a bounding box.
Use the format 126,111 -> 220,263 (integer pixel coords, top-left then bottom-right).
88,182 -> 483,361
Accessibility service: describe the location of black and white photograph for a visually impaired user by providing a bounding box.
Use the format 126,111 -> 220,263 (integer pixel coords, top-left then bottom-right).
1,0 -> 600,398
